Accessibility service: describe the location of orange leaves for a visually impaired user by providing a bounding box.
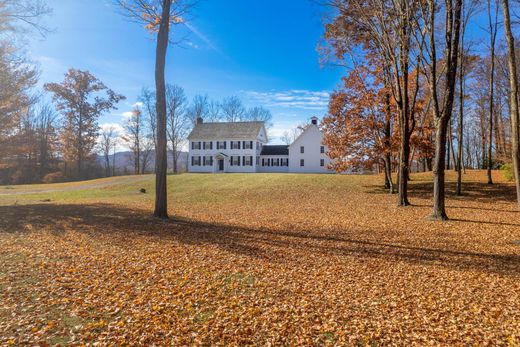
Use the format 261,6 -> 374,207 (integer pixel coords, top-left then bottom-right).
0,172 -> 519,344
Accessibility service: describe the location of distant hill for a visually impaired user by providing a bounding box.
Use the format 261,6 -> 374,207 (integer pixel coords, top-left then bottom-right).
97,150 -> 188,174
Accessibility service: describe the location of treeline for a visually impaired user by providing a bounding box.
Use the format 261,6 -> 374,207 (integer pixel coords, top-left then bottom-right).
0,1 -> 274,185
0,71 -> 273,184
320,0 -> 520,218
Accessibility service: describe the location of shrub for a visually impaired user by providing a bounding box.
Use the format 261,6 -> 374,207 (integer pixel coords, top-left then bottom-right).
42,171 -> 67,184
500,163 -> 515,182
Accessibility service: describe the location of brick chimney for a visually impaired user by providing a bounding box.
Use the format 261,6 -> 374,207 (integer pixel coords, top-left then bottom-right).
196,117 -> 204,124
310,116 -> 318,125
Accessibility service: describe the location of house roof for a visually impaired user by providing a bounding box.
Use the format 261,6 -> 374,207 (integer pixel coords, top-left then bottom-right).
188,121 -> 265,140
260,145 -> 289,156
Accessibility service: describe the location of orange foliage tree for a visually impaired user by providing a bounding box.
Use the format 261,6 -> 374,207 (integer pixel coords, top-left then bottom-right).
322,62 -> 399,192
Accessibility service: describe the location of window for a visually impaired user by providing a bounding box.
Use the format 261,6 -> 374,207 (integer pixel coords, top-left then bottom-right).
282,158 -> 288,166
320,159 -> 325,167
300,146 -> 304,153
191,156 -> 201,166
261,158 -> 265,167
243,156 -> 253,166
203,156 -> 213,166
300,159 -> 305,167
243,141 -> 253,149
231,156 -> 241,166
217,141 -> 227,150
320,146 -> 325,154
231,141 -> 241,150
191,142 -> 201,150
256,156 -> 260,165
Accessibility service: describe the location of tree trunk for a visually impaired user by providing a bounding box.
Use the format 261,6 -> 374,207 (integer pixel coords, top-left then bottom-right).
488,35 -> 495,184
456,57 -> 464,196
430,0 -> 462,220
153,0 -> 171,219
501,0 -> 520,210
432,117 -> 449,220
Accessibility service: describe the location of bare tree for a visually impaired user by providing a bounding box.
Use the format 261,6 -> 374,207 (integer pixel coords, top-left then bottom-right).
486,0 -> 499,185
166,84 -> 189,173
123,106 -> 144,175
116,0 -> 195,218
246,106 -> 272,128
280,131 -> 292,145
221,96 -> 245,122
206,100 -> 222,122
140,135 -> 154,173
139,87 -> 157,149
0,0 -> 51,37
186,94 -> 209,125
99,125 -> 119,176
501,0 -> 520,209
456,0 -> 479,195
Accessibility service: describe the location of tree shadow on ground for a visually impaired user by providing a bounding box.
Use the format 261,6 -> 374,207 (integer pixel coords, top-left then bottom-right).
364,180 -> 518,205
0,203 -> 519,277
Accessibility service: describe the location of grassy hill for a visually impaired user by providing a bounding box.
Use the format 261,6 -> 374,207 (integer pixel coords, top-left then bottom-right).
1,171 -> 519,345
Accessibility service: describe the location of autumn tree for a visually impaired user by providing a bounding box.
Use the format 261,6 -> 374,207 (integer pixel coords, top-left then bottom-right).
116,0 -> 194,218
322,0 -> 424,206
501,0 -> 520,209
45,69 -> 125,179
322,61 -> 399,192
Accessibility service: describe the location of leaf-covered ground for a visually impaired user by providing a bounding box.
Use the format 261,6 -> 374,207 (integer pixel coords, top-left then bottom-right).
0,171 -> 519,345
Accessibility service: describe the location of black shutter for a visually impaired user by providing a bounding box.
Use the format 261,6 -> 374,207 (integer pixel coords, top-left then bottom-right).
230,156 -> 233,166
198,142 -> 202,149
238,141 -> 241,149
250,141 -> 253,149
210,142 -> 213,150
210,157 -> 213,166
191,142 -> 194,150
250,156 -> 253,166
191,156 -> 194,166
224,141 -> 227,149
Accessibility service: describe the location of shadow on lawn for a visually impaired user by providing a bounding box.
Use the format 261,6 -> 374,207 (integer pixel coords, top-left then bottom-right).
0,203 -> 519,276
365,180 -> 518,204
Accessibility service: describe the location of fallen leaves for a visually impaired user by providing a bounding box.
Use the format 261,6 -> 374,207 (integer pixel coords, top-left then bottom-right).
0,171 -> 519,345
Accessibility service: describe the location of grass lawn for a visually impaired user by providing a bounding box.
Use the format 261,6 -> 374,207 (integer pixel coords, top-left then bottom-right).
0,171 -> 519,345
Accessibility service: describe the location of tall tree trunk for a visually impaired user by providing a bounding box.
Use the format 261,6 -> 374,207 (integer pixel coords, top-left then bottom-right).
153,0 -> 171,219
456,53 -> 464,195
430,0 -> 462,220
501,0 -> 520,210
432,117 -> 449,219
487,0 -> 498,184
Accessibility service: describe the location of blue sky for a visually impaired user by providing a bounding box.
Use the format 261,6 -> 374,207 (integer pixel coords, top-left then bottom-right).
28,0 -> 343,144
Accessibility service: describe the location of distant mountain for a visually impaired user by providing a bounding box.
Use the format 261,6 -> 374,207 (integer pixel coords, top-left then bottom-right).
97,150 -> 188,174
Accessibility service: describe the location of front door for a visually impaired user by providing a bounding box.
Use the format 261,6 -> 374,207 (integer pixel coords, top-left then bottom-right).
218,159 -> 224,171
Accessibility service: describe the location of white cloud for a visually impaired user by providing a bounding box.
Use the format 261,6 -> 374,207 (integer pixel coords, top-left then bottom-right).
100,123 -> 125,135
121,111 -> 134,119
242,89 -> 330,110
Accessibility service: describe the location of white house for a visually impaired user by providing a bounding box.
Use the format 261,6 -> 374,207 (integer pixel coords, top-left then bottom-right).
187,119 -> 268,173
288,117 -> 333,173
187,116 -> 333,174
